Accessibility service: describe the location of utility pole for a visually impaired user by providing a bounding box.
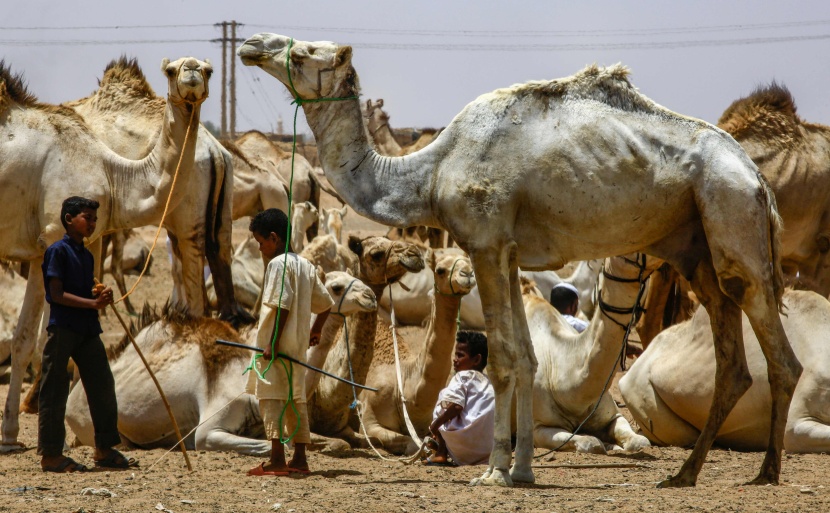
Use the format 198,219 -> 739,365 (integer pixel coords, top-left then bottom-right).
213,21 -> 243,139
230,20 -> 238,139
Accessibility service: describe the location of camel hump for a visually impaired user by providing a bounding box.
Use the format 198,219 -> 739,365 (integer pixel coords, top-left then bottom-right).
0,60 -> 38,107
99,56 -> 156,97
718,82 -> 801,142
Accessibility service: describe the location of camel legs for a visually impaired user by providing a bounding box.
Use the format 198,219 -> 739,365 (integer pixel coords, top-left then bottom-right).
109,231 -> 137,315
1,260 -> 45,451
533,426 -> 606,453
658,259 -> 748,488
469,243 -> 536,487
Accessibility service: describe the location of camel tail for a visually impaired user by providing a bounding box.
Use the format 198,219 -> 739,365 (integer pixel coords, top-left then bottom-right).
760,174 -> 786,312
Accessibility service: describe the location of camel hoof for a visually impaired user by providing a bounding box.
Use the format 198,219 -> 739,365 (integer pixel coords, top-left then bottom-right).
469,467 -> 512,487
623,435 -> 652,452
510,465 -> 535,484
745,474 -> 778,486
656,474 -> 696,488
0,442 -> 26,453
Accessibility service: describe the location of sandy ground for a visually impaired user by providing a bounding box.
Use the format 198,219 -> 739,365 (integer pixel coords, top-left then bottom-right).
1,191 -> 828,512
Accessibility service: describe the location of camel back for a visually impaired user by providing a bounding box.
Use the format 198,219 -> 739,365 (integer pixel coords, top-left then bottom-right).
110,302 -> 246,395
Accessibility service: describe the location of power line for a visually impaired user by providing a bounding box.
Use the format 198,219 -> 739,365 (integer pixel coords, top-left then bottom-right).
246,19 -> 830,37
0,39 -> 212,46
0,24 -> 215,30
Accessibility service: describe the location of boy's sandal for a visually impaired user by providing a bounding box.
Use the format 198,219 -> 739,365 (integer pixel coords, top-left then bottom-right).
247,463 -> 289,476
94,450 -> 139,469
42,457 -> 90,473
422,456 -> 457,467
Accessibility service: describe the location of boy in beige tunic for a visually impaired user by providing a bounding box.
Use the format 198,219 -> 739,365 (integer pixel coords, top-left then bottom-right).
245,209 -> 333,476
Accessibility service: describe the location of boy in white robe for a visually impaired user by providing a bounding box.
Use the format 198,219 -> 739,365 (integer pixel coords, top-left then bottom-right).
245,209 -> 333,476
426,331 -> 495,466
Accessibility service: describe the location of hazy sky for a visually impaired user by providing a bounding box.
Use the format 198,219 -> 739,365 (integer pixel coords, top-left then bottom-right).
4,1 -> 830,137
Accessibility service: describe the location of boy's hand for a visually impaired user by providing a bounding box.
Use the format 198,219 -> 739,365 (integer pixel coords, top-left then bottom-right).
309,331 -> 322,347
92,287 -> 114,309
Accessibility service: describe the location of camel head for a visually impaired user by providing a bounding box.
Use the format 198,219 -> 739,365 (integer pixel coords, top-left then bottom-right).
364,98 -> 389,135
347,235 -> 425,287
237,33 -> 356,101
429,248 -> 476,296
160,57 -> 212,105
325,271 -> 377,315
319,205 -> 348,240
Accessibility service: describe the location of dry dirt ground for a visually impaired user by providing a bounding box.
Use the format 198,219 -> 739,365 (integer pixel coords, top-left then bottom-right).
1,191 -> 828,512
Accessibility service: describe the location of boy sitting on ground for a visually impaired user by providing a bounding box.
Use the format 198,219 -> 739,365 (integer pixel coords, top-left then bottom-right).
425,331 -> 495,466
39,196 -> 137,472
245,208 -> 333,476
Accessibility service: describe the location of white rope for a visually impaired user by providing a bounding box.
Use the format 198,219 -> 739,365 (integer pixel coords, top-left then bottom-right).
143,391 -> 246,473
388,286 -> 424,448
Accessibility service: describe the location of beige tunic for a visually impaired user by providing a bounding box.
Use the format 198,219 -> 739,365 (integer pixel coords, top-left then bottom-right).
246,253 -> 333,402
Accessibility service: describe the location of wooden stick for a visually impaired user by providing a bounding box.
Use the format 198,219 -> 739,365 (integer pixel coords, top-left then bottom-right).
531,463 -> 648,469
97,279 -> 193,471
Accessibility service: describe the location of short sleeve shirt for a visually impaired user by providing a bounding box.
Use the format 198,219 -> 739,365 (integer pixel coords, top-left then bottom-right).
42,235 -> 102,335
246,253 -> 333,401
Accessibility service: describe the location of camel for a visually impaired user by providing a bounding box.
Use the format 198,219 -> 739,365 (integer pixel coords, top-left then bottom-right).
66,271 -> 377,455
65,57 -> 248,324
527,256 -> 650,454
207,234 -> 263,311
300,234 -> 358,275
319,205 -> 348,243
102,229 -> 153,277
217,138 -> 290,219
0,263 -> 27,365
238,35 -> 802,488
234,130 -> 321,239
363,99 -> 441,157
0,57 -> 213,451
718,83 -> 830,295
306,236 -> 424,445
355,248 -> 475,454
620,288 -> 830,453
290,201 -> 319,253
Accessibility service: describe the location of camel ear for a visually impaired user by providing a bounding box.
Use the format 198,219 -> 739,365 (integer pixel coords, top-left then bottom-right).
426,249 -> 436,271
339,205 -> 348,217
377,99 -> 384,108
335,46 -> 352,67
365,99 -> 372,110
348,235 -> 363,256
317,265 -> 326,284
160,58 -> 171,73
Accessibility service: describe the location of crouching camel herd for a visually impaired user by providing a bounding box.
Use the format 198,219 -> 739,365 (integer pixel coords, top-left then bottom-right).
0,31 -> 829,491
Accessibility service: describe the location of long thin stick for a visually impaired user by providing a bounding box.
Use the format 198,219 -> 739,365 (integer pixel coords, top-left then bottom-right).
99,280 -> 193,471
531,463 -> 649,469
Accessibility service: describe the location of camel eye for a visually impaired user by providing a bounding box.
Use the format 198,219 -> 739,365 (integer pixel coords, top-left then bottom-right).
371,252 -> 384,261
165,67 -> 176,78
331,284 -> 344,294
436,268 -> 446,275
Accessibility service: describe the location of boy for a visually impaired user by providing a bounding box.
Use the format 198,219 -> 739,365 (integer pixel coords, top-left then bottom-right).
39,196 -> 136,472
549,282 -> 589,333
245,208 -> 333,476
426,331 -> 495,466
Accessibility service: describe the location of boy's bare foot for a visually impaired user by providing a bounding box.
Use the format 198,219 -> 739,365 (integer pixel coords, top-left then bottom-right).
286,458 -> 310,473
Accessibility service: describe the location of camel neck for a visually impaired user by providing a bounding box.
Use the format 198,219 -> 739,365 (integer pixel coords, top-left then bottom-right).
302,97 -> 436,228
578,260 -> 641,379
408,292 -> 460,412
108,99 -> 200,229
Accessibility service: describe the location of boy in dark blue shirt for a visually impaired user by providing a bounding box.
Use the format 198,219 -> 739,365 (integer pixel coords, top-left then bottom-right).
38,196 -> 136,472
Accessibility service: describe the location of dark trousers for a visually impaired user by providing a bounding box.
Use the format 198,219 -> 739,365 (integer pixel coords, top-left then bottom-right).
37,326 -> 120,457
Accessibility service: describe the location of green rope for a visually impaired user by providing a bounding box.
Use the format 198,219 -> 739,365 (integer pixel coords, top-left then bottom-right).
244,38 -> 358,444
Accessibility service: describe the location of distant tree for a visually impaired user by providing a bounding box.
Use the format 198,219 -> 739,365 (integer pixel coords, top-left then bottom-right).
202,120 -> 220,138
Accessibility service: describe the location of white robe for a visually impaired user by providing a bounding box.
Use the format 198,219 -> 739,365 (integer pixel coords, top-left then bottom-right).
433,370 -> 495,465
246,253 -> 333,402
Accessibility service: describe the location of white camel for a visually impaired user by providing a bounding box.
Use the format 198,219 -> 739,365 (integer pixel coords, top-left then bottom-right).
238,35 -> 800,488
620,288 -> 830,453
0,57 -> 212,451
319,205 -> 348,243
66,57 -> 248,324
526,256 -> 650,453
66,271 -> 377,455
290,201 -> 319,253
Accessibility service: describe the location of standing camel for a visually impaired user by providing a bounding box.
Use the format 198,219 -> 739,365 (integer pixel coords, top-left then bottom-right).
0,57 -> 211,451
238,34 -> 800,488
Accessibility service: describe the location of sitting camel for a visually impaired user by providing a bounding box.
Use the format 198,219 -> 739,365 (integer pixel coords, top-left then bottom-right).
207,234 -> 262,311
620,288 -> 830,453
66,272 -> 377,455
239,34 -> 799,487
526,256 -> 650,453
103,229 -> 153,277
356,248 -> 475,454
306,236 -> 424,446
